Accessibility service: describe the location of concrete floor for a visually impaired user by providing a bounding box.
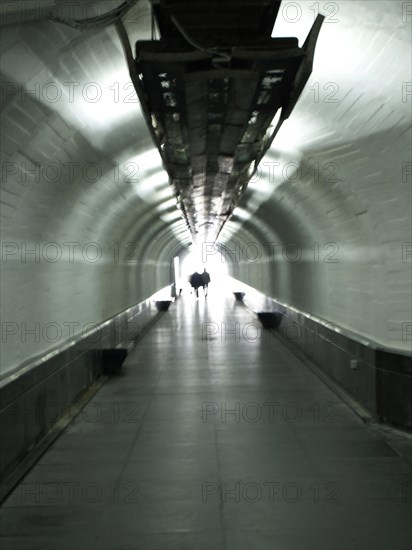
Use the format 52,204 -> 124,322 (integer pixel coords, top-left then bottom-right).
1,292 -> 411,550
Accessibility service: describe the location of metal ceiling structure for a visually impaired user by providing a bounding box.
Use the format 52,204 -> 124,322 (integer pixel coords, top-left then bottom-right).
133,0 -> 324,243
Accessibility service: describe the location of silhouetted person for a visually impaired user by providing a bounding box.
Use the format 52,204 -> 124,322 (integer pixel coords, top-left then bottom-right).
202,268 -> 211,297
190,271 -> 203,298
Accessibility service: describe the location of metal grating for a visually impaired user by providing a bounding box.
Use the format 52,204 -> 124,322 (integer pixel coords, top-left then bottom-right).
134,2 -> 324,243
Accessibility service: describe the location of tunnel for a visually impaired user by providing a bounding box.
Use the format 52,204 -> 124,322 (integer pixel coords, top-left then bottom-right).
0,1 -> 411,549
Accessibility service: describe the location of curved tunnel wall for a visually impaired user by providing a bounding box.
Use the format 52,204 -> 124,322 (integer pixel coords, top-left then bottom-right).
220,131 -> 411,351
218,1 -> 411,352
0,10 -> 187,376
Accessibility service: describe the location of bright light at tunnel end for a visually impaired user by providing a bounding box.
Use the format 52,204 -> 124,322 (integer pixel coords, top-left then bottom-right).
181,242 -> 229,283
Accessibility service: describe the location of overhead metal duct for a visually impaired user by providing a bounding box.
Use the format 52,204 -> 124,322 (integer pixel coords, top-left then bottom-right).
132,1 -> 324,243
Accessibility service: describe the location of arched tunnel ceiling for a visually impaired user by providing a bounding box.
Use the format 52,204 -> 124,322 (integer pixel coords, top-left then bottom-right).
1,1 -> 409,251
2,1 -> 410,244
0,0 -> 411,372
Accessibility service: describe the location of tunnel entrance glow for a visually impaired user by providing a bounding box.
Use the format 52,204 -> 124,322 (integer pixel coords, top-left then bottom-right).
179,244 -> 229,294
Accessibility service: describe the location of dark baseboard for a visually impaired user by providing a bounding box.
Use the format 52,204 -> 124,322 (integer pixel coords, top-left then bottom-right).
243,297 -> 412,432
0,297 -> 166,501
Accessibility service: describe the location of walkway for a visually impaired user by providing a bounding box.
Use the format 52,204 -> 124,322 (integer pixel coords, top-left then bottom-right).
1,292 -> 411,549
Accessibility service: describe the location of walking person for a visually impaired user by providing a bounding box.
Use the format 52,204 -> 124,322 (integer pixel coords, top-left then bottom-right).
190,271 -> 203,298
202,268 -> 211,297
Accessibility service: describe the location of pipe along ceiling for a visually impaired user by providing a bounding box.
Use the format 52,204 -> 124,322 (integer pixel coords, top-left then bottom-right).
131,1 -> 324,243
28,0 -> 326,246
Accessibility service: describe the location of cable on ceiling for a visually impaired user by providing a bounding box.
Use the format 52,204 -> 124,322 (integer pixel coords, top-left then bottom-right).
48,0 -> 139,30
170,14 -> 231,67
